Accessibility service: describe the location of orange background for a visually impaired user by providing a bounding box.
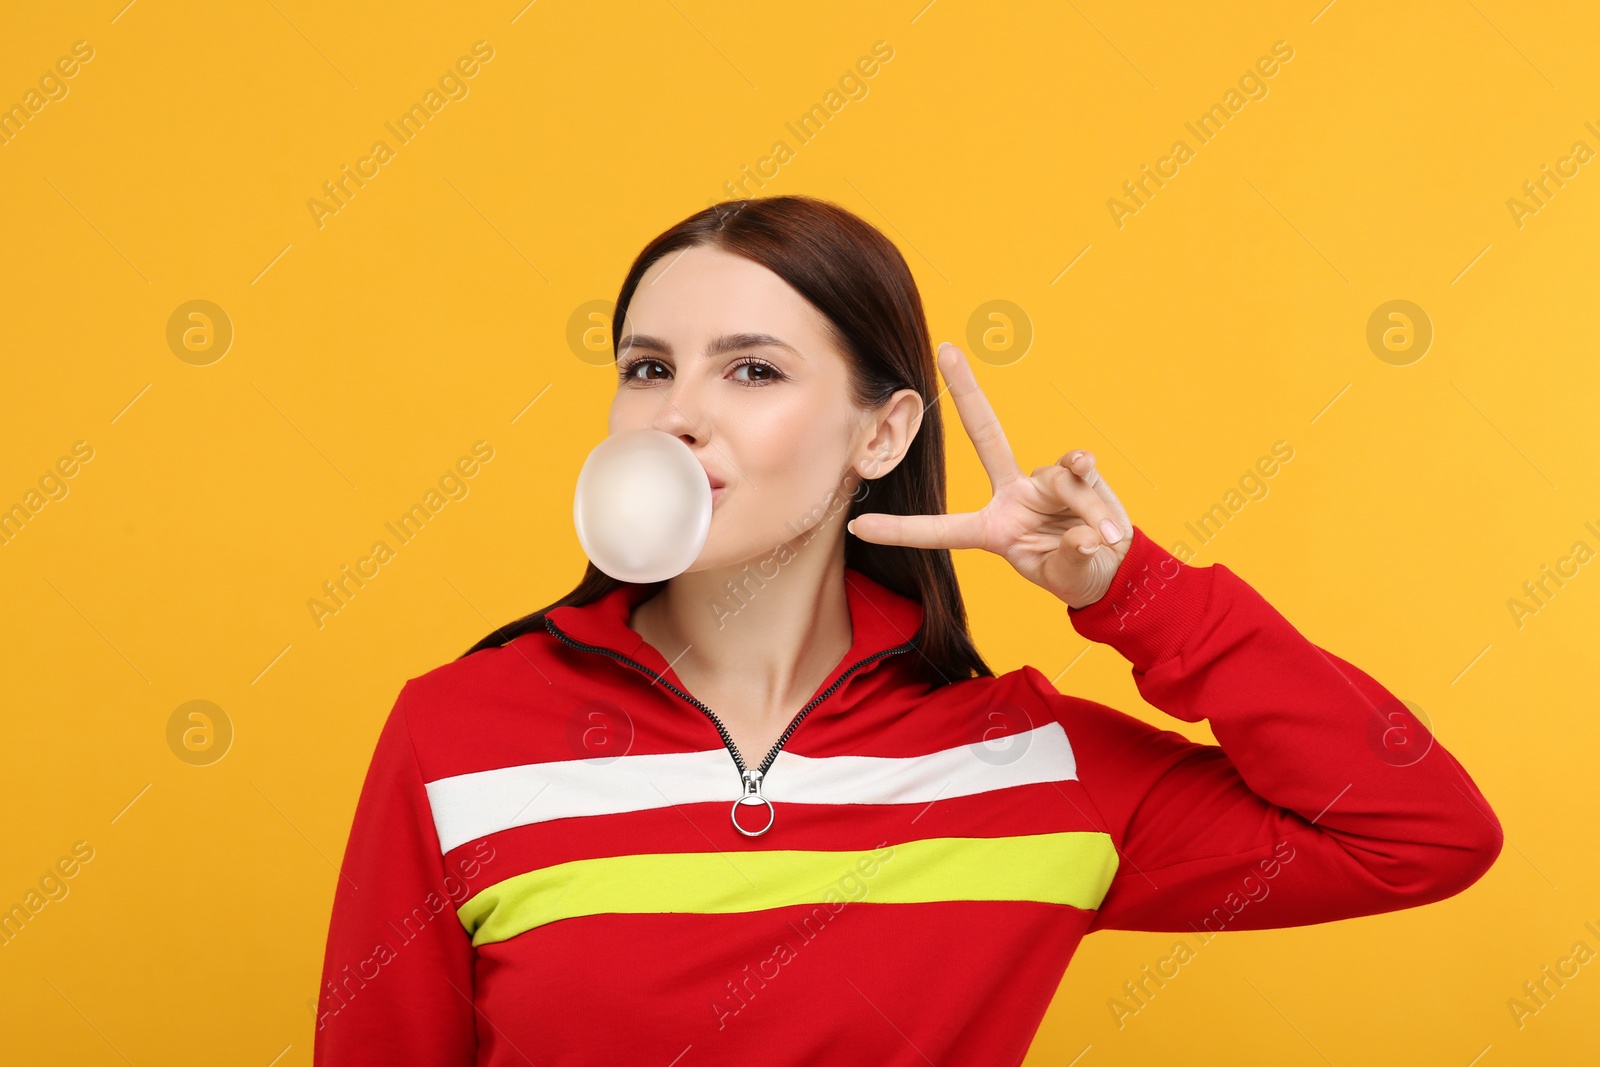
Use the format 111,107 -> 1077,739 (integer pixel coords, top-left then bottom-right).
1,1 -> 1595,1063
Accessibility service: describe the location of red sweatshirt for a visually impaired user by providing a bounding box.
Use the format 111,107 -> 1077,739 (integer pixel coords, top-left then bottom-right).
313,526 -> 1501,1066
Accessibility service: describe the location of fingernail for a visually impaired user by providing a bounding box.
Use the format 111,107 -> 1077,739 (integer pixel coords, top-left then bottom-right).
1100,518 -> 1122,544
847,519 -> 857,536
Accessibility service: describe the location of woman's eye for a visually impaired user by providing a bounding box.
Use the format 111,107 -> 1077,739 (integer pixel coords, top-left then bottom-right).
732,360 -> 782,384
620,358 -> 668,381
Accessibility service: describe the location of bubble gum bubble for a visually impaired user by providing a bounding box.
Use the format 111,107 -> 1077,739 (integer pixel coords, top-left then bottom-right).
573,429 -> 712,582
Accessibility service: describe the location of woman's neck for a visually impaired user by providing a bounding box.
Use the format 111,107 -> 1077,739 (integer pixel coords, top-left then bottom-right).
627,550 -> 855,725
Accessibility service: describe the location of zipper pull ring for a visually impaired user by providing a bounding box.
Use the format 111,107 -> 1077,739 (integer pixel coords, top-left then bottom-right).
731,767 -> 775,837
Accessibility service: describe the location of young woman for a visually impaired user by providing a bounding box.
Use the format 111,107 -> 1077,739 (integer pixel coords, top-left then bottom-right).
313,195 -> 1502,1066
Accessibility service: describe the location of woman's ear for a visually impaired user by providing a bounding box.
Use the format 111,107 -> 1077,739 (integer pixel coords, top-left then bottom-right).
852,387 -> 924,482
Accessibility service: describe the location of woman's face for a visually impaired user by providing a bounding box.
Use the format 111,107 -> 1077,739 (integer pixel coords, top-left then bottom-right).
608,243 -> 921,572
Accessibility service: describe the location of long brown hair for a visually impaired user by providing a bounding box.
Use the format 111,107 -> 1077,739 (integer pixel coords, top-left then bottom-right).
458,195 -> 993,685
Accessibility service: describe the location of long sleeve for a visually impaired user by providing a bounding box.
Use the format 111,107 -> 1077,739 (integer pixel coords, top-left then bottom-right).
1026,526 -> 1503,934
313,681 -> 478,1065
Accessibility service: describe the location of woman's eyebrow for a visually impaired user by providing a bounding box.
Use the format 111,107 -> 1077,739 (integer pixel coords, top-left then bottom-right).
617,332 -> 803,359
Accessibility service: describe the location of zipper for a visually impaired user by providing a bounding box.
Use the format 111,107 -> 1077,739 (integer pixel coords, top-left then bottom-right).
543,614 -> 917,837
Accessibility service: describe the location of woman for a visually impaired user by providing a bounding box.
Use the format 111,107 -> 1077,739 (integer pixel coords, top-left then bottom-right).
313,195 -> 1502,1066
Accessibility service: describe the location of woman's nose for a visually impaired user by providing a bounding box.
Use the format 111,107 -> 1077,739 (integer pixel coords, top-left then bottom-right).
648,380 -> 708,444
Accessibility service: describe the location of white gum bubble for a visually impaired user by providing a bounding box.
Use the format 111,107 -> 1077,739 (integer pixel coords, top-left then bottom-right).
573,429 -> 712,582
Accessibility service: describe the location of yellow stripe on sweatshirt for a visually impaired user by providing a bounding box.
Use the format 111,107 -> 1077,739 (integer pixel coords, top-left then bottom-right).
456,831 -> 1118,946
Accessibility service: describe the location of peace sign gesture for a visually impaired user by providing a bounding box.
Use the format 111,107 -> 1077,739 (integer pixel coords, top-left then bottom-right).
847,342 -> 1133,610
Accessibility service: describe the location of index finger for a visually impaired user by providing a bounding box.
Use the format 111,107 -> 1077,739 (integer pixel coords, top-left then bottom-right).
936,342 -> 1021,492
848,509 -> 986,551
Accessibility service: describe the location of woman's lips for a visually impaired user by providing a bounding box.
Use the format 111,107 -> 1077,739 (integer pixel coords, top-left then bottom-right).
703,468 -> 726,505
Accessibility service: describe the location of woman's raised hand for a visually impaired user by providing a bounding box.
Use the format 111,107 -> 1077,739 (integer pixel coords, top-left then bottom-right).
847,342 -> 1133,610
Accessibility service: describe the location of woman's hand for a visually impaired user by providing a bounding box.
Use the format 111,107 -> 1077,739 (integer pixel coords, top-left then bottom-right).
847,342 -> 1133,610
